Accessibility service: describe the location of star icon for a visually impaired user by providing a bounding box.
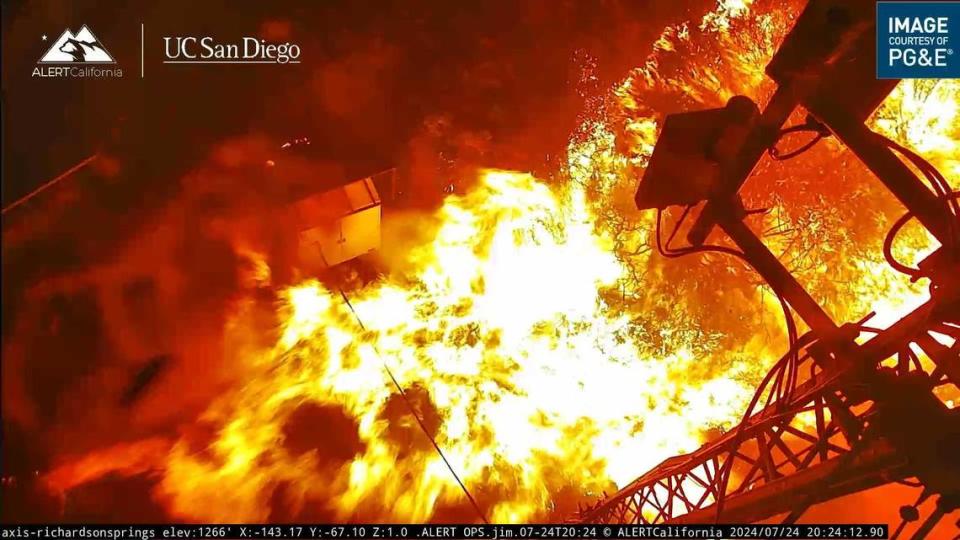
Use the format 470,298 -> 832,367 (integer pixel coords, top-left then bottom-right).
42,34 -> 47,41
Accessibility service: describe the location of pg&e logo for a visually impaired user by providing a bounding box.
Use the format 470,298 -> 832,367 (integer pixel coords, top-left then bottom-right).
877,1 -> 959,78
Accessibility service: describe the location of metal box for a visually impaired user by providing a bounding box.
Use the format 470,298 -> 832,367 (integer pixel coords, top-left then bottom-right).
293,176 -> 381,270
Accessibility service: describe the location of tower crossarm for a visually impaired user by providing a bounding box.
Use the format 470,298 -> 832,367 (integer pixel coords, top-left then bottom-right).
579,300 -> 959,524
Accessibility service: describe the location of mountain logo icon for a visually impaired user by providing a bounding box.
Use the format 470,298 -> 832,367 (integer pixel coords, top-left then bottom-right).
39,25 -> 115,64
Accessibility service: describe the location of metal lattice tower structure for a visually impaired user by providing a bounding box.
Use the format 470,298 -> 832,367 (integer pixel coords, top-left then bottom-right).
578,0 -> 960,536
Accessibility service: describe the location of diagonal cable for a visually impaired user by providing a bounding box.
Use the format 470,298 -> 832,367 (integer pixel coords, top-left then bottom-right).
336,286 -> 489,524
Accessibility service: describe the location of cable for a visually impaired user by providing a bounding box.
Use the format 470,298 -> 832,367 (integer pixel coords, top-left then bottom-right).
2,153 -> 100,215
878,135 -> 960,271
336,286 -> 489,524
768,117 -> 831,161
655,207 -> 809,521
655,206 -> 749,261
712,331 -> 816,523
656,208 -> 799,367
872,130 -> 960,280
883,136 -> 960,219
883,210 -> 925,279
655,207 -> 802,381
881,191 -> 959,280
649,129 -> 955,525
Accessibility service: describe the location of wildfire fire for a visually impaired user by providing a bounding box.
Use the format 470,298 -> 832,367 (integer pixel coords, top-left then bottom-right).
17,0 -> 959,525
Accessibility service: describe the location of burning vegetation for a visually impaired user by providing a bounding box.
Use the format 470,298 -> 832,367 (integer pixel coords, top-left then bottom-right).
2,0 -> 958,528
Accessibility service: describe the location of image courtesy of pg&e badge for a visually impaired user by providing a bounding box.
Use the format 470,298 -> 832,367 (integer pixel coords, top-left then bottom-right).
877,1 -> 959,78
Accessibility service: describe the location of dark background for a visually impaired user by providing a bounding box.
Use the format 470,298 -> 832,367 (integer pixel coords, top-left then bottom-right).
2,0 -> 702,205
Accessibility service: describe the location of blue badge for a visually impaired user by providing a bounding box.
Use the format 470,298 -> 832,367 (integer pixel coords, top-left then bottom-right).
877,1 -> 959,78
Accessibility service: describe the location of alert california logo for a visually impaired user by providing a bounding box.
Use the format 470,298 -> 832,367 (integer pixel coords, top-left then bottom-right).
32,25 -> 124,78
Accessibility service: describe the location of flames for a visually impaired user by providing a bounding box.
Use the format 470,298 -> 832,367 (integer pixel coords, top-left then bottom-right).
34,0 -> 960,525
73,170 -> 755,523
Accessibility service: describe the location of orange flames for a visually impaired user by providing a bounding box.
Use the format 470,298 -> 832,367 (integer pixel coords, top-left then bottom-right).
38,0 -> 959,524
